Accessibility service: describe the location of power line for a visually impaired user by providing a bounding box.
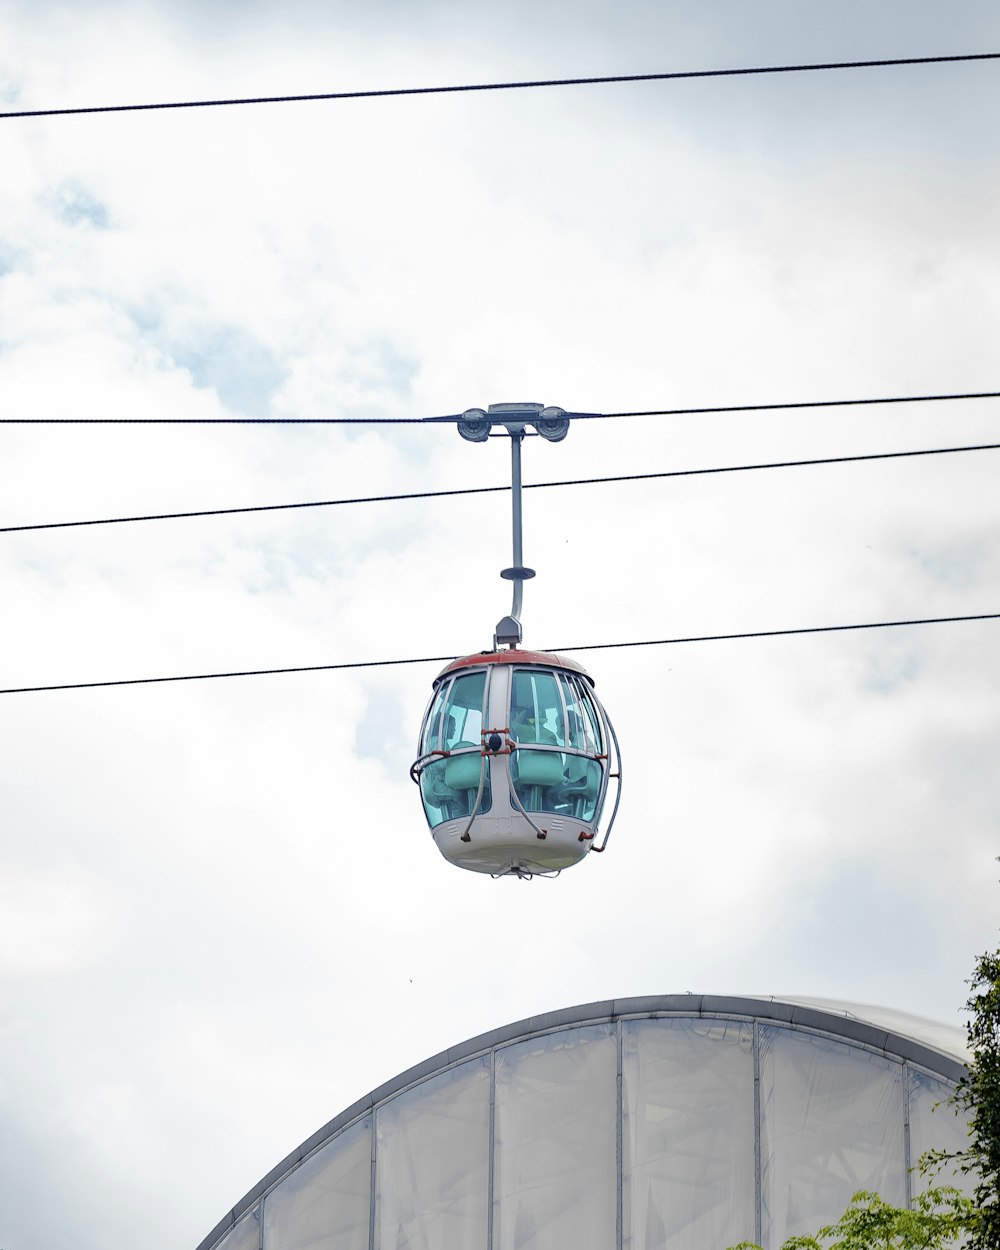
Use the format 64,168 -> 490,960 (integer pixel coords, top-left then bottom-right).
598,390 -> 1000,420
1,389 -> 997,426
3,52 -> 998,121
556,614 -> 1000,655
0,413 -> 456,426
2,613 -> 996,694
3,441 -> 997,535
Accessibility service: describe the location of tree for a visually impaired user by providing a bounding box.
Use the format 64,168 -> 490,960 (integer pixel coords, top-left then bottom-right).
921,945 -> 1000,1249
729,1187 -> 974,1250
731,941 -> 1000,1250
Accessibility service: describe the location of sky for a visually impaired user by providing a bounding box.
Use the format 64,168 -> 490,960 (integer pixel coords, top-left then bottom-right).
1,2 -> 999,1247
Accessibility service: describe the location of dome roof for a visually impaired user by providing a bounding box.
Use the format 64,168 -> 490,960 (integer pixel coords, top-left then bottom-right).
774,995 -> 968,1063
198,993 -> 970,1250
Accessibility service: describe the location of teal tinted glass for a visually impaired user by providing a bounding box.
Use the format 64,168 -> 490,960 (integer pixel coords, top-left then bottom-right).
559,755 -> 603,821
420,756 -> 492,829
423,672 -> 487,754
511,749 -> 604,818
421,682 -> 449,754
562,674 -> 603,754
420,671 -> 490,828
510,668 -> 604,818
511,748 -> 564,812
510,670 -> 566,747
443,672 -> 486,750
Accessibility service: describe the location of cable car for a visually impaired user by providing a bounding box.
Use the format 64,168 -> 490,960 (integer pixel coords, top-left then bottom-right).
411,648 -> 621,877
410,403 -> 623,878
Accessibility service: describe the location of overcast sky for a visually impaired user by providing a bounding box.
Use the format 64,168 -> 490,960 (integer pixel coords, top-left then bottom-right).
1,3 -> 999,1248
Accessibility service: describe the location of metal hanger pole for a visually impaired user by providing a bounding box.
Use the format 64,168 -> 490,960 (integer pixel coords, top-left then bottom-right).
509,430 -> 525,624
456,402 -> 570,649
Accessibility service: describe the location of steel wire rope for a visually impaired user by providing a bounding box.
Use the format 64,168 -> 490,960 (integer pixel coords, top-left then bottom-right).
4,441 -> 999,534
2,390 -> 998,424
2,52 -> 998,120
2,614 -> 997,694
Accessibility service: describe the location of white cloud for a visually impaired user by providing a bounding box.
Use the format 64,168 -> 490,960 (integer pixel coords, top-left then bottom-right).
1,2 -> 999,1247
0,870 -> 113,975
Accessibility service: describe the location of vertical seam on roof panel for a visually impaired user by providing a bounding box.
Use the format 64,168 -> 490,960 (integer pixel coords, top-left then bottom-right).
256,1202 -> 262,1250
617,1019 -> 624,1250
369,1114 -> 377,1250
903,1062 -> 913,1207
754,1021 -> 762,1246
488,1047 -> 496,1250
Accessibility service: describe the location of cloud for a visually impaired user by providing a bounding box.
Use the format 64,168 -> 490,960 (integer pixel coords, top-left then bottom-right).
1,3 -> 999,1248
137,313 -> 288,414
47,179 -> 111,229
0,870 -> 114,976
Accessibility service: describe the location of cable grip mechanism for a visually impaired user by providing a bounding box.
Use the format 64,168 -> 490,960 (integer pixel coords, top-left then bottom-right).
457,403 -> 570,648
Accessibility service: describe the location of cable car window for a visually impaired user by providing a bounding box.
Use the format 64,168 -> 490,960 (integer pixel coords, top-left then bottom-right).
511,669 -> 564,814
442,672 -> 486,750
418,671 -> 491,830
419,756 -> 492,829
511,749 -> 564,812
558,756 -> 603,822
562,674 -> 603,755
510,671 -> 566,747
421,682 -> 449,754
507,668 -> 608,818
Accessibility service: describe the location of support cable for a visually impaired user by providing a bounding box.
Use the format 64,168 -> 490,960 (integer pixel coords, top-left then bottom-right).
3,52 -> 998,121
4,441 -> 997,535
2,613 -> 996,694
1,389 -> 997,424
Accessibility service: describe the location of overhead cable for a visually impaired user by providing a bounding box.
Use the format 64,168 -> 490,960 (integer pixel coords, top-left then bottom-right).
4,441 -> 998,535
3,52 -> 998,121
597,390 -> 1000,420
1,389 -> 997,426
0,413 -> 450,426
2,613 -> 996,694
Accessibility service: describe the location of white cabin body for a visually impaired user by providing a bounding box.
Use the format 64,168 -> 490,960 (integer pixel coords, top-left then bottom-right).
412,649 -> 620,878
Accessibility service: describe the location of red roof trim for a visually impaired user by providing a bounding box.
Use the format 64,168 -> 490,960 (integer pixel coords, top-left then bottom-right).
436,649 -> 593,684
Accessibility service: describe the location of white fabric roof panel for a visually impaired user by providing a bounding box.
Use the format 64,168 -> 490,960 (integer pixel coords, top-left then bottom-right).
198,995 -> 971,1250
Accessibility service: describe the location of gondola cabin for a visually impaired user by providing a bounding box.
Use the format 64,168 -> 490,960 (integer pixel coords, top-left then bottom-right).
411,649 -> 621,878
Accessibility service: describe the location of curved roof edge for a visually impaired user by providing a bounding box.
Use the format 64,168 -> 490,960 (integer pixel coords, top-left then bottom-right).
436,649 -> 593,681
777,995 -> 969,1065
197,993 -> 967,1250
